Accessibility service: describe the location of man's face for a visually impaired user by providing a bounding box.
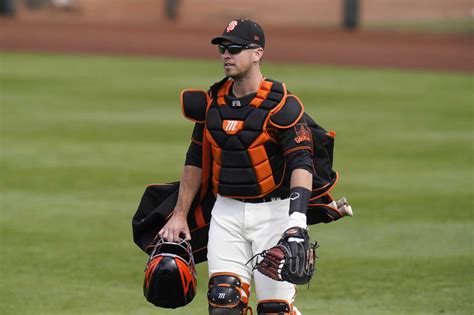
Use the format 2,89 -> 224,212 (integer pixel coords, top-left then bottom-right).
219,41 -> 259,79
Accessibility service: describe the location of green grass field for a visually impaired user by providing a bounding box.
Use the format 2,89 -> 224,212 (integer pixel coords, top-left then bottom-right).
1,52 -> 472,314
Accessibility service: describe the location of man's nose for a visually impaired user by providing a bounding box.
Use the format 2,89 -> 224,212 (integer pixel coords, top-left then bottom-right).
222,50 -> 231,58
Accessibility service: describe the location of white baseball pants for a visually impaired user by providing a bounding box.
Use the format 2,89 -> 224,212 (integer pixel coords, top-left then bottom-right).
207,194 -> 297,304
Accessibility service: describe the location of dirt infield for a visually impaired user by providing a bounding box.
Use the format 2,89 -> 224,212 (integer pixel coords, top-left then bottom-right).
1,18 -> 473,72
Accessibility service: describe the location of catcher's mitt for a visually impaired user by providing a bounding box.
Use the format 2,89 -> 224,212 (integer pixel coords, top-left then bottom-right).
251,227 -> 317,285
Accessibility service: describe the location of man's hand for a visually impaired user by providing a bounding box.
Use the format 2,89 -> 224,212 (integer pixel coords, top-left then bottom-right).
157,165 -> 201,242
158,211 -> 191,242
255,226 -> 317,285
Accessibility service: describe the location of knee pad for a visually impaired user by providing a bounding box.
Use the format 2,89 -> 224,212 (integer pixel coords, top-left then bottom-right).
257,300 -> 294,315
208,273 -> 251,315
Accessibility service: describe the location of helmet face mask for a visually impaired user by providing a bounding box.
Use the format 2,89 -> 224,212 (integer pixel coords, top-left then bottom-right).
143,238 -> 197,308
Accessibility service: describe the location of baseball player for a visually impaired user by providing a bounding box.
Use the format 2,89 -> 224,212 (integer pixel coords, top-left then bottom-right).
158,18 -> 352,315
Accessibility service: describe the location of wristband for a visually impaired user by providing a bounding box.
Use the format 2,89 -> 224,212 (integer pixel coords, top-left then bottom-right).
289,186 -> 311,216
288,212 -> 307,229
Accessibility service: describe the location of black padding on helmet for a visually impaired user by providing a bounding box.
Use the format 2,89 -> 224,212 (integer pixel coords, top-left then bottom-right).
182,89 -> 208,122
270,95 -> 303,128
143,239 -> 196,309
257,301 -> 291,314
144,256 -> 196,308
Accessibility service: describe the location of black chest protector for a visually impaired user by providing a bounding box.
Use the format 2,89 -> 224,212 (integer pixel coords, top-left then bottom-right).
181,78 -> 307,198
205,78 -> 290,198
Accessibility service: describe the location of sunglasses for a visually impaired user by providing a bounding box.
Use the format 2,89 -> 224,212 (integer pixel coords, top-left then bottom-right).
218,44 -> 261,55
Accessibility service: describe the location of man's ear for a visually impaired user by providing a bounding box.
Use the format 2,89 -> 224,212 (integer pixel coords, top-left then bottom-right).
253,48 -> 264,63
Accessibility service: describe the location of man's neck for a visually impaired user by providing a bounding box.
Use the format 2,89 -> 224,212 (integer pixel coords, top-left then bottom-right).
231,69 -> 263,98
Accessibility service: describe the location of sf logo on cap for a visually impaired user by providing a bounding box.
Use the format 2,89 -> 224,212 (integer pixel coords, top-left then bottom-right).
226,21 -> 238,32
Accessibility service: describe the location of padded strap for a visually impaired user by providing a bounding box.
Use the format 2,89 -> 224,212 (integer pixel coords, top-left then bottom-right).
269,94 -> 304,128
181,89 -> 209,123
209,77 -> 230,99
257,299 -> 292,314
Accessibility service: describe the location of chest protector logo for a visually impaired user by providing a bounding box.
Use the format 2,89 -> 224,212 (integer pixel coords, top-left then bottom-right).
205,79 -> 288,198
223,120 -> 244,135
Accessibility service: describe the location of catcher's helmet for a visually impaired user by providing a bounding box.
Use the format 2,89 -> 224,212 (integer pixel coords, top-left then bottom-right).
143,237 -> 197,308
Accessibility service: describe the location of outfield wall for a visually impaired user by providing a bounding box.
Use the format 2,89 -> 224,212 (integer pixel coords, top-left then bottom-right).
16,0 -> 473,27
4,0 -> 472,72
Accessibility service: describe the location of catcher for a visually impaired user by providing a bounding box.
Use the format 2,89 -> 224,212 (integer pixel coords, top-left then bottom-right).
139,18 -> 353,315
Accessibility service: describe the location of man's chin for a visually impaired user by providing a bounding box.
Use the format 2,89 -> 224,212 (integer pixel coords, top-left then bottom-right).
224,69 -> 237,77
226,71 -> 246,80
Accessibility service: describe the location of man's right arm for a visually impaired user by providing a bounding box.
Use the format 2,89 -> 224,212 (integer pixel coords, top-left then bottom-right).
158,165 -> 201,242
158,123 -> 204,242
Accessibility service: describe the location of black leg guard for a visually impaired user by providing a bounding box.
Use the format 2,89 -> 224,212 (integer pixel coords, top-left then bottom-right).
257,300 -> 292,315
208,273 -> 250,315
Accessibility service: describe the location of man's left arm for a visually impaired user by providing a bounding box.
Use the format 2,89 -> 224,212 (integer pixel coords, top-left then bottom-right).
253,98 -> 317,284
275,108 -> 314,228
288,168 -> 312,229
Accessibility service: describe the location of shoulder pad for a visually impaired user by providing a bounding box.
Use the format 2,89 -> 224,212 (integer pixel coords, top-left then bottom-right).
269,95 -> 304,128
180,89 -> 209,123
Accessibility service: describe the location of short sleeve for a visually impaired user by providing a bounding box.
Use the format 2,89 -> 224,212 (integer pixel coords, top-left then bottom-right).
276,115 -> 314,174
185,123 -> 204,167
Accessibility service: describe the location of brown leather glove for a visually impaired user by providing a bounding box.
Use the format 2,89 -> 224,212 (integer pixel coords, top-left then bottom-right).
255,227 -> 317,285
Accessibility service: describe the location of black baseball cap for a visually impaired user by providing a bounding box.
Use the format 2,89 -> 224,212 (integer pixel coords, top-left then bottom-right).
211,18 -> 265,48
